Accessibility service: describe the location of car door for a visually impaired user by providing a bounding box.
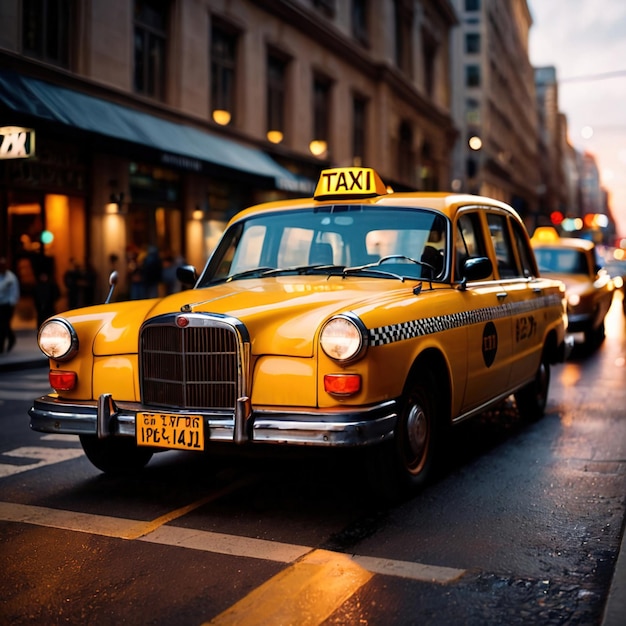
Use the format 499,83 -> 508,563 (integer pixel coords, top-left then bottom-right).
454,209 -> 514,416
486,212 -> 546,390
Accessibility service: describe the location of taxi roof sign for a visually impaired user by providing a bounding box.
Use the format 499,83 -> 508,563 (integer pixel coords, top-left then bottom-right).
314,167 -> 389,200
531,226 -> 560,243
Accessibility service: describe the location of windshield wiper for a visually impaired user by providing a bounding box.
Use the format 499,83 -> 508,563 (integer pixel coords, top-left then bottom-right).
224,267 -> 276,282
262,264 -> 345,276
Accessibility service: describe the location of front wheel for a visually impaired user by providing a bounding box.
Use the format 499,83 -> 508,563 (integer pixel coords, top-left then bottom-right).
79,435 -> 153,475
515,356 -> 550,421
366,378 -> 439,501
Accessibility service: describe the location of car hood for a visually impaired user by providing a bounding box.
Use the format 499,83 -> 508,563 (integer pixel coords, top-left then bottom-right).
77,276 -> 426,357
544,272 -> 609,296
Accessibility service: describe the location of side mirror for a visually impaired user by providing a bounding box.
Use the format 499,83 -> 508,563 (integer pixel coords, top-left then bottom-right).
176,265 -> 198,287
105,271 -> 118,304
463,256 -> 493,282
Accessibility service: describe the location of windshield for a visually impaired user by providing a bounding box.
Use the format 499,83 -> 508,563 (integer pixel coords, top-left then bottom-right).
197,205 -> 449,286
534,248 -> 590,275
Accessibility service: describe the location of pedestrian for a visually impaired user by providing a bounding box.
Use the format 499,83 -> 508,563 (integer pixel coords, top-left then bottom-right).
0,256 -> 20,353
126,246 -> 144,300
142,246 -> 162,298
33,271 -> 60,328
64,258 -> 81,309
162,251 -> 184,295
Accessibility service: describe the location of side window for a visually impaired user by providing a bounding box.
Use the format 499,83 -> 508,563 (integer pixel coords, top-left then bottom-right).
511,220 -> 537,278
486,213 -> 519,278
455,212 -> 487,279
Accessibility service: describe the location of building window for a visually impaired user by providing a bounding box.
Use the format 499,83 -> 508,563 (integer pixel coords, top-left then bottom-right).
466,65 -> 481,87
465,33 -> 480,54
466,98 -> 481,125
394,0 -> 413,75
420,141 -> 438,191
210,21 -> 238,126
267,52 -> 288,144
22,0 -> 74,68
134,0 -> 169,100
311,75 -> 332,157
352,94 -> 367,165
422,29 -> 438,98
314,0 -> 336,18
465,0 -> 480,11
352,0 -> 369,46
398,120 -> 414,184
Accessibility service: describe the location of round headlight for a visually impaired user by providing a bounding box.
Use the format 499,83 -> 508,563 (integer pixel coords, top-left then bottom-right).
320,315 -> 367,362
38,319 -> 78,361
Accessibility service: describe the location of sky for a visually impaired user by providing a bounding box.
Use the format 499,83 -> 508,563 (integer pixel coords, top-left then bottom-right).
527,0 -> 626,240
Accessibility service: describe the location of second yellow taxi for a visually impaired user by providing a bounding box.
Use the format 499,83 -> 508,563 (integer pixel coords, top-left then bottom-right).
532,228 -> 615,350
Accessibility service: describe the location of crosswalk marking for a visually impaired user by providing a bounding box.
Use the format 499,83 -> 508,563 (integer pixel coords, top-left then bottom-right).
0,500 -> 466,584
0,446 -> 84,478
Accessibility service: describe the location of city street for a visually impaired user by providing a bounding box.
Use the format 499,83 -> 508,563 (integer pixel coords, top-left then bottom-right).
1,295 -> 625,625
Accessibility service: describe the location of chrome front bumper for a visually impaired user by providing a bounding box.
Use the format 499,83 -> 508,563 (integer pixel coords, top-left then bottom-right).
29,394 -> 398,447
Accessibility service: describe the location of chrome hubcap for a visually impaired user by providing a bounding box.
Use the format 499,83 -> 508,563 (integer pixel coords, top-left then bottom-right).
406,403 -> 428,465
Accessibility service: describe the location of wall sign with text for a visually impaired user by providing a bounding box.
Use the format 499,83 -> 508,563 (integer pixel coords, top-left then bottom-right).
0,126 -> 35,159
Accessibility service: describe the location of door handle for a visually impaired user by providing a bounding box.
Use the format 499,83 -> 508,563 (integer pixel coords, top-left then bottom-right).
497,292 -> 508,300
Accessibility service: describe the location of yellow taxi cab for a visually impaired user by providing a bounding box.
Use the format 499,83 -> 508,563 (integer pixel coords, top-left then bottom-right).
30,167 -> 569,495
531,227 -> 615,350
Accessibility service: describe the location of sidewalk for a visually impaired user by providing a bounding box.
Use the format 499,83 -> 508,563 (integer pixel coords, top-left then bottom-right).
0,328 -> 48,373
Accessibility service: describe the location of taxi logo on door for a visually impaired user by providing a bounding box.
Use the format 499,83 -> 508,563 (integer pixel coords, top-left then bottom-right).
482,321 -> 498,367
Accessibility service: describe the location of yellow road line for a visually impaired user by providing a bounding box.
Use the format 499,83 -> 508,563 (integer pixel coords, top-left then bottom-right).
205,549 -> 374,626
125,475 -> 259,539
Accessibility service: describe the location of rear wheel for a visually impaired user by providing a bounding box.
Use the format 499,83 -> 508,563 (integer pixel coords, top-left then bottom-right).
515,355 -> 550,421
584,319 -> 606,351
79,435 -> 153,475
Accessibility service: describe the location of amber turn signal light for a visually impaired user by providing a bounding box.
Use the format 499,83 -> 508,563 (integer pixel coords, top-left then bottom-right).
324,373 -> 361,395
49,370 -> 77,391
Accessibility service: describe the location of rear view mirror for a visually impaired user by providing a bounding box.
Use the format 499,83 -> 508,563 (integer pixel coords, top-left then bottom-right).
463,257 -> 492,281
176,265 -> 198,287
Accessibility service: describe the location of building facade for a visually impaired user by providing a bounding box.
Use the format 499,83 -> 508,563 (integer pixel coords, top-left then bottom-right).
535,66 -> 566,218
449,0 -> 540,228
0,0 -> 457,327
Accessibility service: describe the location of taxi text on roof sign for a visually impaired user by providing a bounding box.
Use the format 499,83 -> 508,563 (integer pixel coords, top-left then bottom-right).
314,167 -> 389,200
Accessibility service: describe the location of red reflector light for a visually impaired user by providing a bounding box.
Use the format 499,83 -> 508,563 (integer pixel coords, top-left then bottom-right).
49,370 -> 77,391
324,373 -> 361,395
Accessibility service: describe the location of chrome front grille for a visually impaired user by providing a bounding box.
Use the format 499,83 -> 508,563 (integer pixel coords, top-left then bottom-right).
140,315 -> 244,410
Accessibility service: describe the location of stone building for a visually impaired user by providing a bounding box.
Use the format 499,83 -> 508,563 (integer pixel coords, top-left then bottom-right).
449,0 -> 540,228
0,0 -> 457,326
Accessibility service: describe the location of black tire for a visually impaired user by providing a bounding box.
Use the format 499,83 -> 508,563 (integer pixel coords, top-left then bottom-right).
515,355 -> 550,421
584,320 -> 605,350
79,435 -> 153,475
366,377 -> 439,501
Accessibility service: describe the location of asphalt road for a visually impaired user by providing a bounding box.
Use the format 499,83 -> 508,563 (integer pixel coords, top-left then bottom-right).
0,297 -> 625,625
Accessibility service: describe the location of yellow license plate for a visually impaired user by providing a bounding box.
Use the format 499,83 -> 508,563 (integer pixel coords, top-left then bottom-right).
136,412 -> 204,451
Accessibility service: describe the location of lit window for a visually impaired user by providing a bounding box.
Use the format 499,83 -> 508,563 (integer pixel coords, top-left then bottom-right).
267,52 -> 288,143
211,21 -> 238,125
